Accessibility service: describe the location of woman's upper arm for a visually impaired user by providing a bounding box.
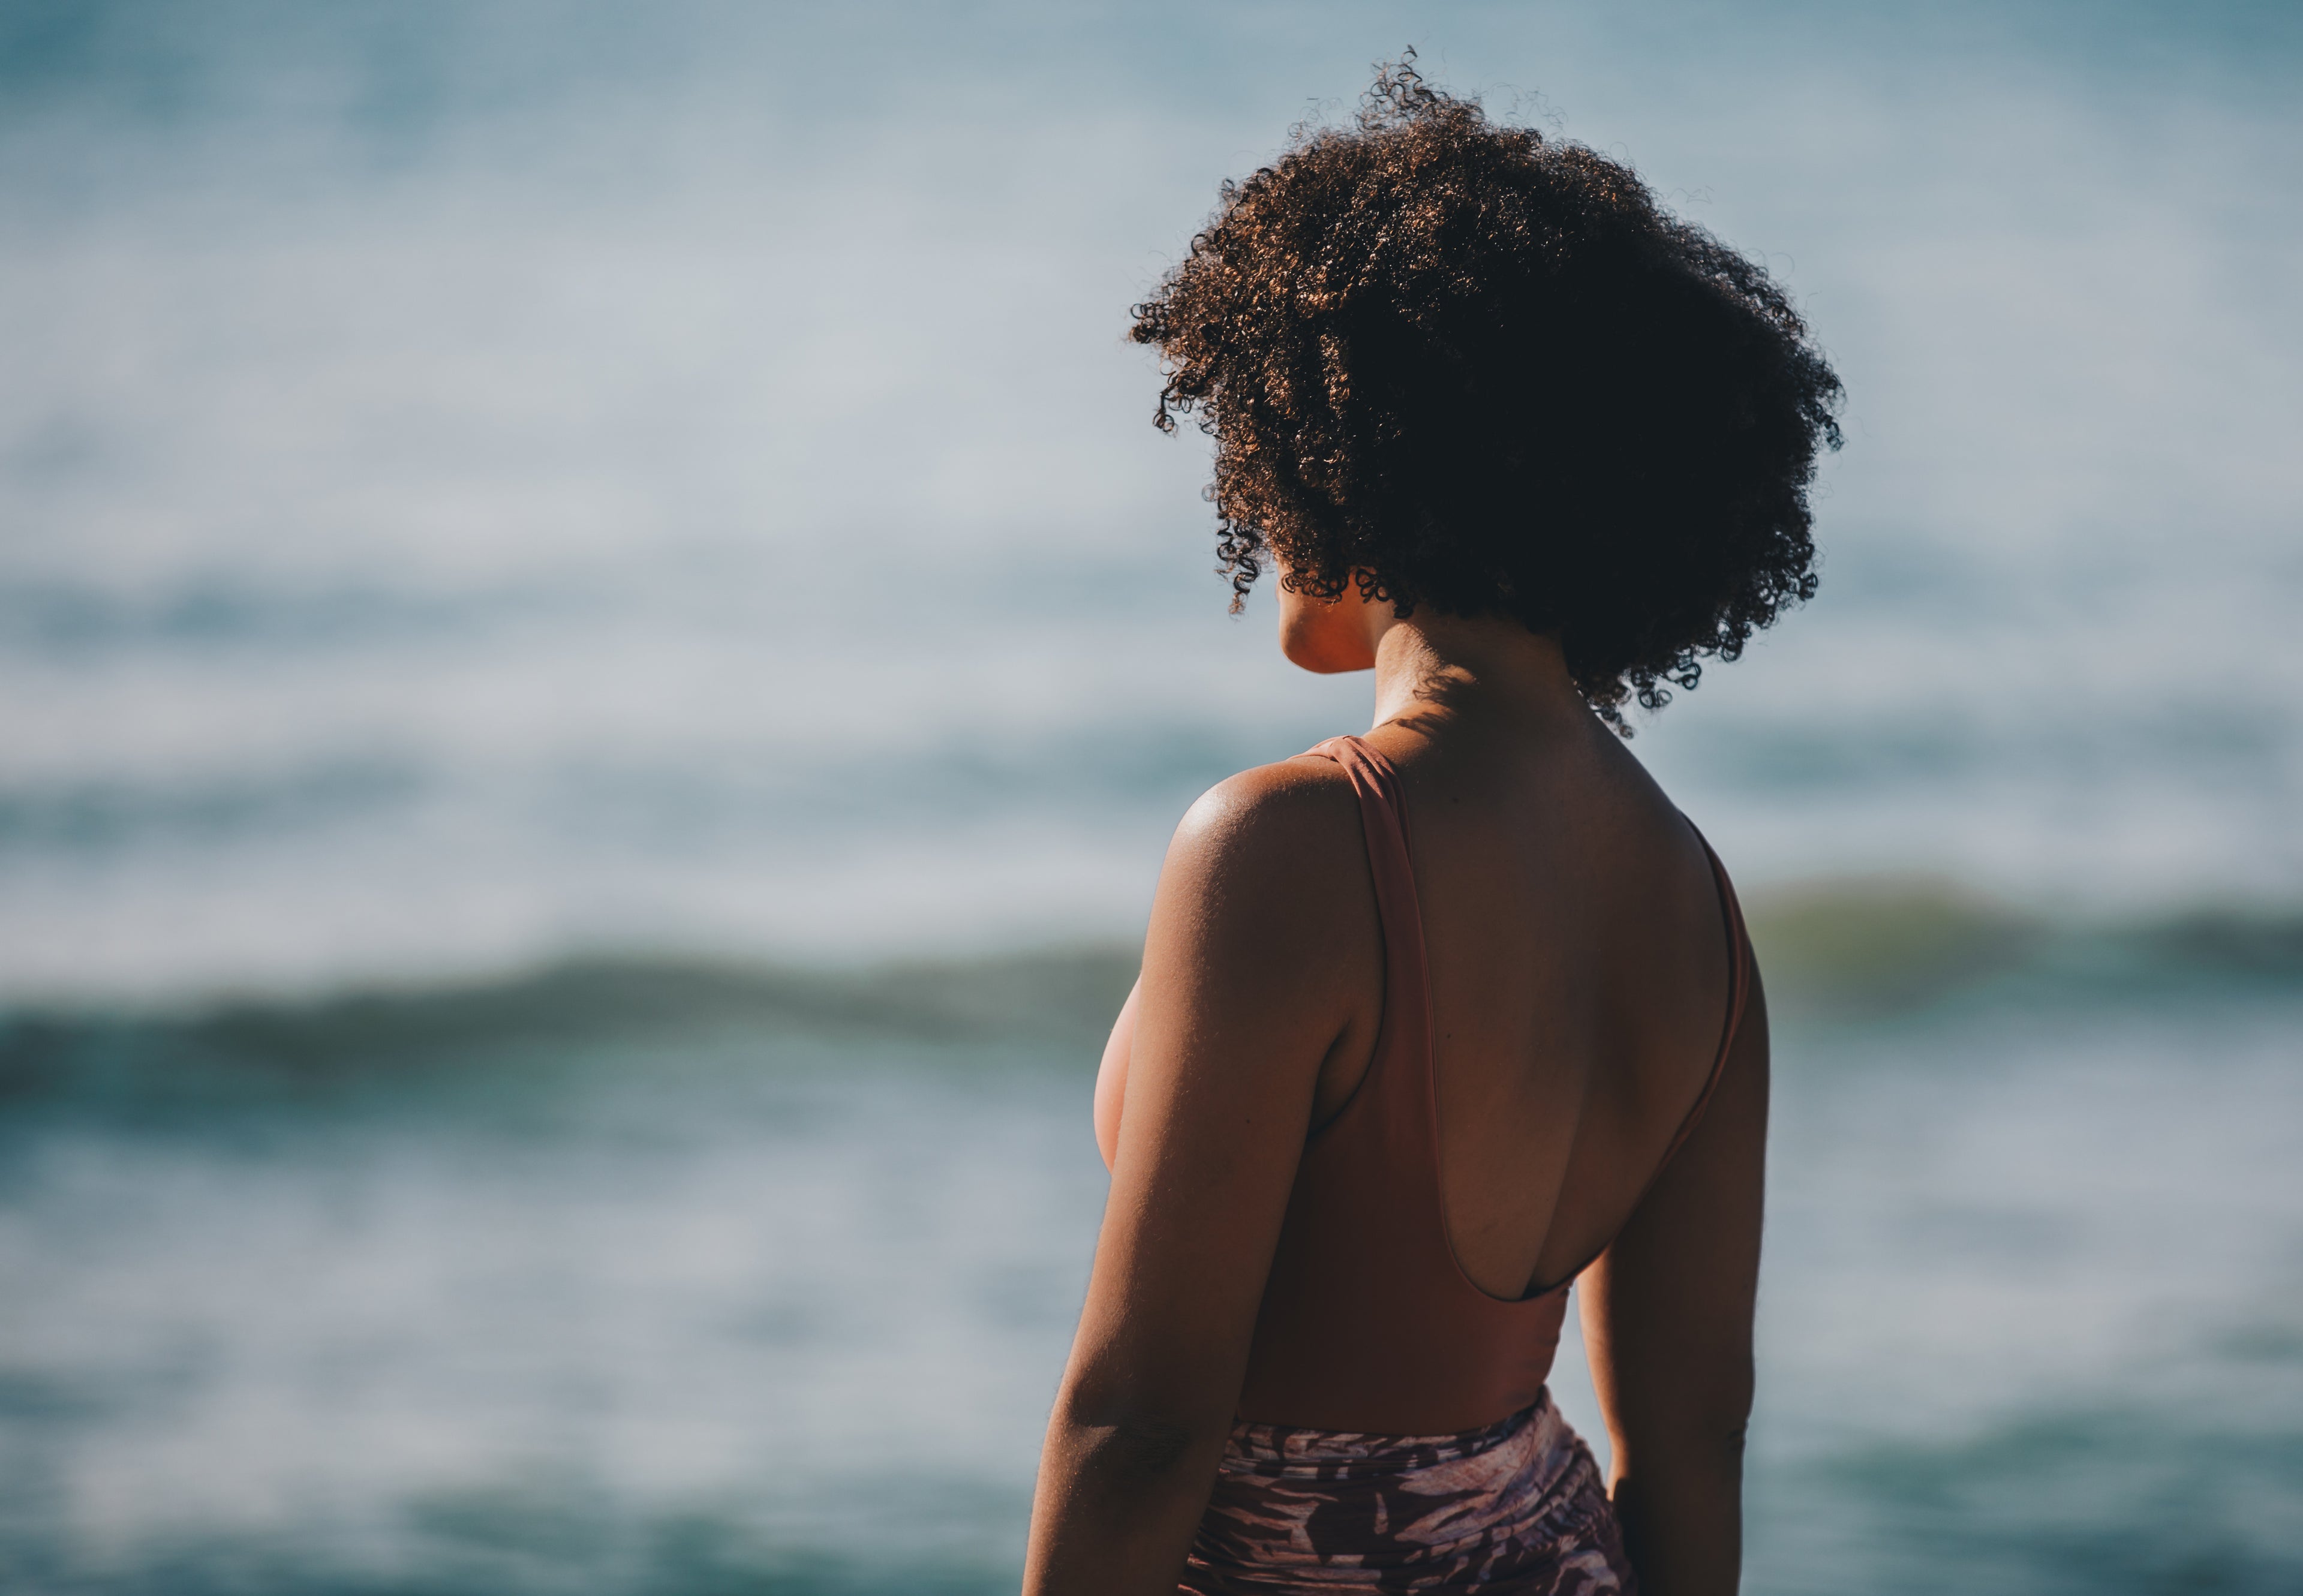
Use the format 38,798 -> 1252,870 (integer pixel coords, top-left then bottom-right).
1060,761 -> 1375,1429
1580,962 -> 1772,1460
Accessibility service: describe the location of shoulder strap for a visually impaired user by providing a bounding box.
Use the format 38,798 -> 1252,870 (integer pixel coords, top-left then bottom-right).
1652,826 -> 1753,1170
1535,823 -> 1755,1295
1304,735 -> 1423,949
1300,734 -> 1439,1132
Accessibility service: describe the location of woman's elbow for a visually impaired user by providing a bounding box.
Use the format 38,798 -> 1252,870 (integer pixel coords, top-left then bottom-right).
1617,1409 -> 1749,1484
1080,1416 -> 1203,1481
1052,1387 -> 1226,1492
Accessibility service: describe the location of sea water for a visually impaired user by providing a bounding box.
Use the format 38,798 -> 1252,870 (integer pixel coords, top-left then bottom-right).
1,2 -> 2298,1591
4,951 -> 2298,1594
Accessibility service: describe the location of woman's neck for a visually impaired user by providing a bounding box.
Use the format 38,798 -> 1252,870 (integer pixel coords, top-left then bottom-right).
1367,612 -> 1588,740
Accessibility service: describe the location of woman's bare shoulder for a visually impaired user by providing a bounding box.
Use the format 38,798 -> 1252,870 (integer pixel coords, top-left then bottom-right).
1166,753 -> 1364,886
1149,753 -> 1374,985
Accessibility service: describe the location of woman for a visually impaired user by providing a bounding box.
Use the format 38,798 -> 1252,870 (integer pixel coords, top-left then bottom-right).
1026,60 -> 1839,1596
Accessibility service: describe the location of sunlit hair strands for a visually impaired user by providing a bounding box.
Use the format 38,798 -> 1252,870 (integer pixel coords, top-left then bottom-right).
1130,53 -> 1844,727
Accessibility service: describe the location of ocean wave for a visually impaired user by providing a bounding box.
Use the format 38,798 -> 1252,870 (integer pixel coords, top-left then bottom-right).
3,888 -> 2300,1101
1746,881 -> 2042,1014
1749,880 -> 2303,1015
0,948 -> 1143,1102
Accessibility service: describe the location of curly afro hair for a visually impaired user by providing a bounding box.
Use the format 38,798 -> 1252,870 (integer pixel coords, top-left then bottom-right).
1130,54 -> 1842,726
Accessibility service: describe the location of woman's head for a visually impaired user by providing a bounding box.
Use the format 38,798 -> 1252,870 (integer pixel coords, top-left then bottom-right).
1131,55 -> 1842,725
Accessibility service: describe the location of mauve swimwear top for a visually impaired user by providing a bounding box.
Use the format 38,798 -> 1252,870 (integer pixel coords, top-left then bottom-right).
1110,734 -> 1753,1436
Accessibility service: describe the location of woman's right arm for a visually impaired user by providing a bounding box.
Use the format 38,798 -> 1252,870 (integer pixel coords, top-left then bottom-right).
1024,762 -> 1374,1595
1578,966 -> 1770,1596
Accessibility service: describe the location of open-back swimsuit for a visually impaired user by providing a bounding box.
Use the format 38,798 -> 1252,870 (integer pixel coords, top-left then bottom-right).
1140,736 -> 1754,1595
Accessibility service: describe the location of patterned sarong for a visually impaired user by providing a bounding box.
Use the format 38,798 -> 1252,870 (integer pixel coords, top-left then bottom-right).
1181,1390 -> 1635,1594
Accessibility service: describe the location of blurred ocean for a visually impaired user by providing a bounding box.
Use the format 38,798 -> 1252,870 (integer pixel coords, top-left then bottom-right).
0,2 -> 2298,1591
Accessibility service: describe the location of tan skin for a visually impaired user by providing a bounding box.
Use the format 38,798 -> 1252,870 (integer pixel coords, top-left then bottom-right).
1024,574 -> 1770,1596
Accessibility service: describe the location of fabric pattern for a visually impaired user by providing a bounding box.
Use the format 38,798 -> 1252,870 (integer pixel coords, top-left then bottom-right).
1180,1390 -> 1635,1594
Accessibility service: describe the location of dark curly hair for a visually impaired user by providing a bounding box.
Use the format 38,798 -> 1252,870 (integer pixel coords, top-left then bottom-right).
1130,54 -> 1842,725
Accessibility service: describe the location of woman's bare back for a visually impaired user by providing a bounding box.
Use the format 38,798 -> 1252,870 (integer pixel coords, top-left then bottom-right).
1091,701 -> 1745,1301
1053,623 -> 1769,1596
1368,709 -> 1739,1300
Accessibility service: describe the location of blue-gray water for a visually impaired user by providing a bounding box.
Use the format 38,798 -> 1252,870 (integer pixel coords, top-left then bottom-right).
1,2 -> 2299,1591
3,937 -> 2299,1594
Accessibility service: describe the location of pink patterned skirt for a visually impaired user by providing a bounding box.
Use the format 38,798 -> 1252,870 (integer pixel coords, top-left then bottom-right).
1180,1390 -> 1635,1594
